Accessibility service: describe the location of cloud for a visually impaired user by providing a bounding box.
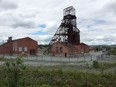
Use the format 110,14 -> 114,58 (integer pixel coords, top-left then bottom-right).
0,0 -> 18,10
12,19 -> 36,29
103,1 -> 116,14
0,10 -> 37,29
0,0 -> 116,45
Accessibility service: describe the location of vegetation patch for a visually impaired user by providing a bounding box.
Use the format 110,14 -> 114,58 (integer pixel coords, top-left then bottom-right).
0,57 -> 116,87
111,47 -> 116,55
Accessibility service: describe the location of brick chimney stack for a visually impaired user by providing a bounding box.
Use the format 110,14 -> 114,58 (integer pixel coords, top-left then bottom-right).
7,37 -> 12,42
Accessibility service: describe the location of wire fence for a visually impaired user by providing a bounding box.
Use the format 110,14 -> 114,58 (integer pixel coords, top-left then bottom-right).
0,51 -> 109,64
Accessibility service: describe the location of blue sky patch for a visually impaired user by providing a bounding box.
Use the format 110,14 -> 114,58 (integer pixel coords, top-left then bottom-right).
39,24 -> 46,28
93,19 -> 105,25
32,31 -> 47,35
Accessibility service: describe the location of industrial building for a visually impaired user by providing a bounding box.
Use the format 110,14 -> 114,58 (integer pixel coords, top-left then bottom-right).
0,37 -> 38,56
44,6 -> 90,57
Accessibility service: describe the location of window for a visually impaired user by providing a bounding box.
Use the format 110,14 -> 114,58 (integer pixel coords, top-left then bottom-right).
56,47 -> 58,53
12,46 -> 17,51
15,47 -> 17,51
12,46 -> 15,51
19,47 -> 22,52
13,42 -> 17,51
60,47 -> 63,52
24,47 -> 28,51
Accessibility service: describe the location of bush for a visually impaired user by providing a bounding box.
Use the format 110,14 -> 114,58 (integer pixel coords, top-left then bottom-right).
3,56 -> 26,87
110,48 -> 116,55
93,61 -> 100,69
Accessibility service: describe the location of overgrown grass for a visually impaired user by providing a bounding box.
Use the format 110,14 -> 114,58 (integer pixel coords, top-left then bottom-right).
0,57 -> 116,87
110,47 -> 116,55
0,65 -> 116,87
92,60 -> 116,69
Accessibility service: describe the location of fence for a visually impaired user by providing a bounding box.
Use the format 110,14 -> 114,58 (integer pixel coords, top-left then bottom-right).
0,51 -> 109,66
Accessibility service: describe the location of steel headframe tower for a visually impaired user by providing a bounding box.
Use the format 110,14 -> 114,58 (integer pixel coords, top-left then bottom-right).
44,6 -> 80,54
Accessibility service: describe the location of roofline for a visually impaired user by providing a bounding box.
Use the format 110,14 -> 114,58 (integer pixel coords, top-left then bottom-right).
0,37 -> 37,47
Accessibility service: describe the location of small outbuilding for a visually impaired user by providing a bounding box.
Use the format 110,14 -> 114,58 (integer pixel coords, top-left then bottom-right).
50,42 -> 89,57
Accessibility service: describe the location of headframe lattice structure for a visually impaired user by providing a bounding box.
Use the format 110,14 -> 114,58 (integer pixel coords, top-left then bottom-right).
44,6 -> 80,54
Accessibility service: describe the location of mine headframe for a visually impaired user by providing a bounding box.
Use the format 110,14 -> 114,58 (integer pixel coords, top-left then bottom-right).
44,6 -> 80,54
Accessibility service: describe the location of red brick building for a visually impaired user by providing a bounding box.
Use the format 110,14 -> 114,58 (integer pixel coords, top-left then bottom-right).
0,37 -> 38,56
51,42 -> 89,57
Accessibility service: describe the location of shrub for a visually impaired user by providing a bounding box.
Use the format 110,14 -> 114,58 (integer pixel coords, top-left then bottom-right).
93,61 -> 100,69
3,56 -> 26,87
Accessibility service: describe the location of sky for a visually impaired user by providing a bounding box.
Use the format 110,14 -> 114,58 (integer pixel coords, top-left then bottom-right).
0,0 -> 116,45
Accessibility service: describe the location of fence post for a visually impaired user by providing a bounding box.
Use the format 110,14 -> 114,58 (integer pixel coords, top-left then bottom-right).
51,55 -> 52,62
41,53 -> 43,61
60,55 -> 61,62
84,54 -> 85,63
68,56 -> 70,62
77,55 -> 78,62
36,55 -> 37,60
90,55 -> 92,61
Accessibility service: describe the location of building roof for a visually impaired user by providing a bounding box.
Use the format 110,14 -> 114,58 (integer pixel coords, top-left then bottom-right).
13,37 -> 37,42
0,37 -> 37,47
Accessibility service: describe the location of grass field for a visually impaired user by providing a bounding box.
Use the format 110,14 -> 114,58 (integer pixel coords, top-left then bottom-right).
0,57 -> 116,87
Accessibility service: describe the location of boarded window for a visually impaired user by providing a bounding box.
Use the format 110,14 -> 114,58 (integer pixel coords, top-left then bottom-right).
19,47 -> 22,52
24,47 -> 28,51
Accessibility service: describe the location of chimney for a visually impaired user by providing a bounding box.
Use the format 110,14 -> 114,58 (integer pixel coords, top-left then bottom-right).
7,37 -> 12,42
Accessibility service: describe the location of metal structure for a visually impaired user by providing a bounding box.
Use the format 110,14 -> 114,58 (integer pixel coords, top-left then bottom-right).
44,6 -> 80,54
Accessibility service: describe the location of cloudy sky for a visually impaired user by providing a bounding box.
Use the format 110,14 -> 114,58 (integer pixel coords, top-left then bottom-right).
0,0 -> 116,45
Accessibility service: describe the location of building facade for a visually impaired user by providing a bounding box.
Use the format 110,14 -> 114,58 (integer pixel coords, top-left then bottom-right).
0,37 -> 38,56
51,42 -> 89,57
